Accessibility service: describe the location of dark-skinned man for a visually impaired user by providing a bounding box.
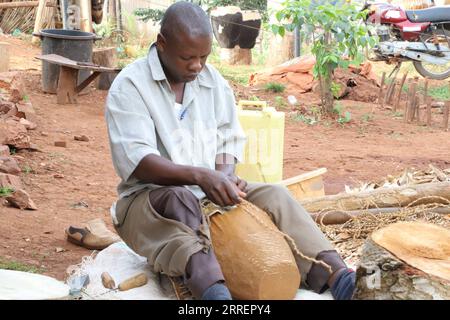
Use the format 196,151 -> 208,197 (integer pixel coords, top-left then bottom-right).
105,1 -> 355,300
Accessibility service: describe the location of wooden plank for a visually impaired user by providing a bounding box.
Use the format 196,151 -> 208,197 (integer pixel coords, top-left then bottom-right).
0,1 -> 55,9
31,0 -> 47,45
279,168 -> 327,201
75,71 -> 100,93
57,66 -> 78,104
35,54 -> 120,72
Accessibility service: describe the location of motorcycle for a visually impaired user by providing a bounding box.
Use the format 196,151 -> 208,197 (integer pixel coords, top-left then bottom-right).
363,1 -> 450,80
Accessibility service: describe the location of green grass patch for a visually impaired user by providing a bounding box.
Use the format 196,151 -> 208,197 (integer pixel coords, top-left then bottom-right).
265,82 -> 286,93
0,187 -> 13,197
0,257 -> 43,273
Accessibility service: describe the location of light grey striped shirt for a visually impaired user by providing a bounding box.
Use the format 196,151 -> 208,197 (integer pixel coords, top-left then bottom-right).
105,44 -> 246,209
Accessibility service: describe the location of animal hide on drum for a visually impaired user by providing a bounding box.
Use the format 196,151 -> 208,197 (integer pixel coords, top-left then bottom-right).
205,200 -> 301,300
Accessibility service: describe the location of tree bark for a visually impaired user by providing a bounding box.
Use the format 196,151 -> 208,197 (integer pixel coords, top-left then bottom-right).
311,206 -> 450,225
300,181 -> 450,213
354,222 -> 450,300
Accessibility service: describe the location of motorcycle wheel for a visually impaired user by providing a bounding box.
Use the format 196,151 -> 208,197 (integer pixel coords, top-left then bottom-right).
413,29 -> 450,80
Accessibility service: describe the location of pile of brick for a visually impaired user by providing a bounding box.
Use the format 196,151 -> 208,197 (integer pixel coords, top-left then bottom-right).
0,71 -> 37,210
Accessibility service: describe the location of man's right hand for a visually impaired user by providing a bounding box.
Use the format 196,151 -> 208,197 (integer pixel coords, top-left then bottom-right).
197,169 -> 246,207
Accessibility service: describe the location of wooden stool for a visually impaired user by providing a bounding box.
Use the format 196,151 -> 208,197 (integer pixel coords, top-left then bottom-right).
36,54 -> 121,104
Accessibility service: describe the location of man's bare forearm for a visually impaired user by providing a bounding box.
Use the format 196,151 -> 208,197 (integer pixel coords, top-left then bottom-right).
132,154 -> 206,186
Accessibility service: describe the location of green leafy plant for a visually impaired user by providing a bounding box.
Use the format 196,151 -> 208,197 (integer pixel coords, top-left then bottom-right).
361,113 -> 374,122
265,82 -> 286,93
333,103 -> 351,125
134,0 -> 268,22
22,165 -> 33,174
330,82 -> 342,99
133,8 -> 166,23
274,96 -> 288,109
272,0 -> 377,113
291,113 -> 317,125
0,187 -> 14,197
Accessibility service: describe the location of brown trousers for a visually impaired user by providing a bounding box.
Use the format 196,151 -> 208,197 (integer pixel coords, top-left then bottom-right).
114,183 -> 346,299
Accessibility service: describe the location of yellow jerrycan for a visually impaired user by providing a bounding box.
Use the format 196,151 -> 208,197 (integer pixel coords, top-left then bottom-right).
235,100 -> 285,183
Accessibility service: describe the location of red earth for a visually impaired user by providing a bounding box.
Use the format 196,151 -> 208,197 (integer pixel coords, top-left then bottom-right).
1,35 -> 449,281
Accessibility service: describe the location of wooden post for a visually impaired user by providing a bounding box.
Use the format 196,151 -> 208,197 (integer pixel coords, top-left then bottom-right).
379,72 -> 386,108
444,101 -> 449,131
387,81 -> 397,106
0,42 -> 10,72
405,79 -> 416,123
108,0 -> 117,29
79,0 -> 92,32
423,77 -> 429,103
426,96 -> 432,126
31,0 -> 47,45
415,93 -> 421,123
92,47 -> 118,90
385,76 -> 397,105
57,66 -> 78,104
394,72 -> 408,112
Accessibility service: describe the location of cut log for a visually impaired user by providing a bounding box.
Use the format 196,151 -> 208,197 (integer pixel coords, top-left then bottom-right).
354,222 -> 450,300
0,42 -> 10,73
219,47 -> 252,65
311,206 -> 450,225
92,47 -> 118,90
300,181 -> 450,213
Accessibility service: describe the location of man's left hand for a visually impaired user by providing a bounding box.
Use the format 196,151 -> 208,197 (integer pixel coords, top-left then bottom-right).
227,173 -> 248,194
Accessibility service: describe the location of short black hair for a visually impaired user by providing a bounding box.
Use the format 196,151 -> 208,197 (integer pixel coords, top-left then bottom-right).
160,1 -> 212,41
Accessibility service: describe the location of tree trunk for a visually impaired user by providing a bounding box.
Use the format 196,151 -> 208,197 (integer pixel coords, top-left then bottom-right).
300,181 -> 450,213
321,31 -> 334,114
354,222 -> 450,300
92,47 -> 118,90
321,73 -> 334,114
219,47 -> 252,65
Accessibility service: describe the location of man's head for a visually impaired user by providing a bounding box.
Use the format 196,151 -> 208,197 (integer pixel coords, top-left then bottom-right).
156,1 -> 213,84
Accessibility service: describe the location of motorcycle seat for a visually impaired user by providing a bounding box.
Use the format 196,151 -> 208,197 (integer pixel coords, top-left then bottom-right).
406,6 -> 450,23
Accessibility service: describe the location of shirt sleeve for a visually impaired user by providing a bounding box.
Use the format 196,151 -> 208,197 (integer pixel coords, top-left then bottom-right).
105,85 -> 161,182
214,76 -> 246,163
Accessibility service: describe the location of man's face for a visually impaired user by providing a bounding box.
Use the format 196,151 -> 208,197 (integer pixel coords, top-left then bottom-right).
157,32 -> 212,83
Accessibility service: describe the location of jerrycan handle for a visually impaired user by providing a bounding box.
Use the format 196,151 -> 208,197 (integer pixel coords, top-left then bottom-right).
237,100 -> 268,111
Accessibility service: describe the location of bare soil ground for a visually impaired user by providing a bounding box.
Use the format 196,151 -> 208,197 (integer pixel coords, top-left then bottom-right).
1,35 -> 449,281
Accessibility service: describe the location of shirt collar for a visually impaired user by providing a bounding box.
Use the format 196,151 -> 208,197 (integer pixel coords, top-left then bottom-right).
147,43 -> 215,89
